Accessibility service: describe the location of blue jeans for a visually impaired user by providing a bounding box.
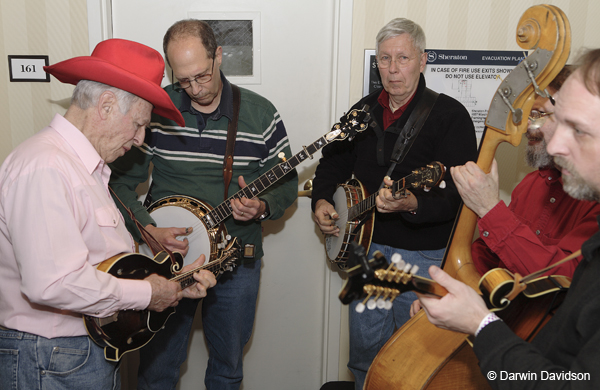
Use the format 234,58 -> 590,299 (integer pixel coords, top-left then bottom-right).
347,243 -> 445,390
0,329 -> 120,390
137,259 -> 261,390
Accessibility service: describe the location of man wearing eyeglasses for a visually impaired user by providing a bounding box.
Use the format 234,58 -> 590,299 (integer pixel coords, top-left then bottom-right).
449,66 -> 600,279
416,49 -> 600,389
311,18 -> 477,390
109,19 -> 298,390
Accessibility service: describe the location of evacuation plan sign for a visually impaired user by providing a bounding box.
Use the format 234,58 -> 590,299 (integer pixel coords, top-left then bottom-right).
424,49 -> 527,140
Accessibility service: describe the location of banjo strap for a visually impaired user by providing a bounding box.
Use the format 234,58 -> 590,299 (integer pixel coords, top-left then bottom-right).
142,85 -> 241,208
223,84 -> 241,200
382,88 -> 438,186
109,186 -> 176,263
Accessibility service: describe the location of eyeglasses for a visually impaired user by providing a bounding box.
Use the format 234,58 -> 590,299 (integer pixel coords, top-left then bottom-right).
377,55 -> 416,69
173,57 -> 215,92
528,110 -> 554,129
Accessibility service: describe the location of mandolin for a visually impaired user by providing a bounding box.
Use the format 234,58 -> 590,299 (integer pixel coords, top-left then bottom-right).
83,237 -> 240,362
343,242 -> 569,389
339,242 -> 569,314
365,5 -> 571,390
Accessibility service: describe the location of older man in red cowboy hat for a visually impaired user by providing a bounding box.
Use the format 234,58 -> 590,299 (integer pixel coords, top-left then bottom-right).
0,38 -> 216,390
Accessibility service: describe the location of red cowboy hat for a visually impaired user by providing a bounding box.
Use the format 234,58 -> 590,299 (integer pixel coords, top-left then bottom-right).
44,38 -> 184,126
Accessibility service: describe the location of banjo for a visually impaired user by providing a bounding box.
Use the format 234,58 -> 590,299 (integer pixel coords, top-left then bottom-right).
326,162 -> 446,268
140,107 -> 372,267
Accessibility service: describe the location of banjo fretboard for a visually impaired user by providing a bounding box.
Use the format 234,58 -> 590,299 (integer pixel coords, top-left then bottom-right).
202,107 -> 370,229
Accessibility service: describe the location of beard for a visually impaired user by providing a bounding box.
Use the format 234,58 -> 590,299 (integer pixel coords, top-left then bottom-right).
554,156 -> 600,201
525,129 -> 553,169
525,141 -> 553,169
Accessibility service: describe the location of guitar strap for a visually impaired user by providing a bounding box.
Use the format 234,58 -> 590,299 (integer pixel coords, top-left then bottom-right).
109,187 -> 177,264
381,88 -> 439,186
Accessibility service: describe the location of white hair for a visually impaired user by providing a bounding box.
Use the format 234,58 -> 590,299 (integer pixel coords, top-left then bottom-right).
376,18 -> 426,55
71,80 -> 142,114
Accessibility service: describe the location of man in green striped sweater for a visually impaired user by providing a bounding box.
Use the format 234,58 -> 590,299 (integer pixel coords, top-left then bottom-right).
109,19 -> 297,390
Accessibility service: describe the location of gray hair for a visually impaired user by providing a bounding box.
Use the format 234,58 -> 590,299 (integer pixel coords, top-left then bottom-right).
376,18 -> 426,55
71,80 -> 141,114
576,48 -> 600,97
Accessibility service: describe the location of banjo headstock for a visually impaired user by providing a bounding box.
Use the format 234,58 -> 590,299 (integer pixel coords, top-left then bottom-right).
325,106 -> 371,143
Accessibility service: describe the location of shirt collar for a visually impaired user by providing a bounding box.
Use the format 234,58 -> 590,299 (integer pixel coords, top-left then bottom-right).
376,76 -> 420,130
49,113 -> 104,176
537,166 -> 562,184
377,88 -> 415,115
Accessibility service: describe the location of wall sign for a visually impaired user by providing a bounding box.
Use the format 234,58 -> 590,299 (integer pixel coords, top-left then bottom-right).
8,55 -> 50,82
424,49 -> 526,140
363,49 -> 527,140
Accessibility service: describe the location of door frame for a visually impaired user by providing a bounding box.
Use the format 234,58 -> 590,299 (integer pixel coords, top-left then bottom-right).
85,0 -> 354,382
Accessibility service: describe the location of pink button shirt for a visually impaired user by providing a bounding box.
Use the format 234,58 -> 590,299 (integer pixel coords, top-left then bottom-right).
0,114 -> 151,338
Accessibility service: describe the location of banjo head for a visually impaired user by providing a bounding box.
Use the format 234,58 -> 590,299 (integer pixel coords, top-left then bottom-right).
325,186 -> 348,262
326,180 -> 367,268
139,196 -> 221,267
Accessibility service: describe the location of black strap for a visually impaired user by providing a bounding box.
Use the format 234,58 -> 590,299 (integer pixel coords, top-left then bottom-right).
223,84 -> 241,200
382,88 -> 439,183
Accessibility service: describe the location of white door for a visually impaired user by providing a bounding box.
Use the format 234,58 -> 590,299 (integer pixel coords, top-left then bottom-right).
88,1 -> 354,389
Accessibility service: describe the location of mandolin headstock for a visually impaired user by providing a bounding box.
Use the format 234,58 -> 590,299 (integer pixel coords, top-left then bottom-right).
338,242 -> 446,312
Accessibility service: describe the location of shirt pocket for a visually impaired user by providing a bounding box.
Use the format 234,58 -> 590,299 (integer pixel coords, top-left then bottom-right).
94,205 -> 120,228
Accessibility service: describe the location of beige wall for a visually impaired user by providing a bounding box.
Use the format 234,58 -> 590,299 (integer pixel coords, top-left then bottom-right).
2,0 -> 599,177
0,0 -> 88,163
350,0 -> 600,201
2,1 -> 600,383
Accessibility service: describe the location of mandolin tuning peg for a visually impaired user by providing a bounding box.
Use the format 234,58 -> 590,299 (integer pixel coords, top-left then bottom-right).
367,299 -> 377,310
391,253 -> 403,265
278,152 -> 287,162
384,301 -> 393,310
439,180 -> 446,189
424,186 -> 431,192
356,302 -> 366,313
396,259 -> 406,270
376,298 -> 386,309
410,264 -> 419,275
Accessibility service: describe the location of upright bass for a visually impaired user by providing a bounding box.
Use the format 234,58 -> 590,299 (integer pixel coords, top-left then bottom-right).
364,5 -> 571,389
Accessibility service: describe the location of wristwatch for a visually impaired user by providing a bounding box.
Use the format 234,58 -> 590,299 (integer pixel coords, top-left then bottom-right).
256,198 -> 270,221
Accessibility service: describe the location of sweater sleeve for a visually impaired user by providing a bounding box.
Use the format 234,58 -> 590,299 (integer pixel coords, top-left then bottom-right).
257,115 -> 298,220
